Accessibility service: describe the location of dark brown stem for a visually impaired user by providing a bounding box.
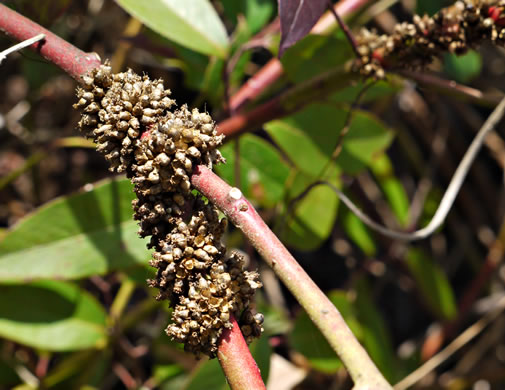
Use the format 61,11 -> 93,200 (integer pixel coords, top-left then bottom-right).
327,0 -> 360,58
397,70 -> 503,107
217,315 -> 266,390
0,3 -> 101,80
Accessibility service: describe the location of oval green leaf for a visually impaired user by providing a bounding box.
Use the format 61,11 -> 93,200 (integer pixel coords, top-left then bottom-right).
444,50 -> 482,84
0,178 -> 150,282
289,290 -> 361,373
354,277 -> 400,383
281,171 -> 339,251
340,206 -> 377,256
281,33 -> 352,83
0,280 -> 107,351
405,248 -> 457,320
265,103 -> 394,174
216,134 -> 290,207
221,0 -> 275,34
371,155 -> 410,227
116,0 -> 229,58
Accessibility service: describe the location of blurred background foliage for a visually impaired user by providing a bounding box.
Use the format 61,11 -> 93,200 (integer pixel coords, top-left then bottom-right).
0,0 -> 505,389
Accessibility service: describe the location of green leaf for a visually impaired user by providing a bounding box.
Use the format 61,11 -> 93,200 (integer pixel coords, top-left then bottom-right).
266,117 -> 333,176
154,365 -> 184,384
0,357 -> 19,387
184,359 -> 226,390
256,292 -> 292,335
116,0 -> 229,58
281,33 -> 352,83
340,206 -> 377,256
0,280 -> 107,351
417,0 -> 447,16
337,111 -> 395,174
195,17 -> 252,106
0,178 -> 150,282
216,134 -> 290,207
221,0 -> 275,33
405,248 -> 457,320
444,50 -> 482,83
291,312 -> 340,373
199,56 -> 225,106
125,265 -> 156,285
265,103 -> 394,174
330,79 -> 400,104
289,291 -> 361,373
281,171 -> 339,251
354,277 -> 399,383
249,334 -> 272,383
265,104 -> 393,250
371,155 -> 410,226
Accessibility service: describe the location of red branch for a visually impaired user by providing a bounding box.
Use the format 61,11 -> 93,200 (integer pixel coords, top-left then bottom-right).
218,66 -> 353,138
0,3 -> 101,80
229,59 -> 283,112
217,315 -> 266,390
218,94 -> 287,137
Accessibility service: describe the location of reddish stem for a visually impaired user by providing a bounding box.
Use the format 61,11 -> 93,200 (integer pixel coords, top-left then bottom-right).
228,0 -> 372,112
0,3 -> 101,80
219,94 -> 287,137
192,165 -> 391,389
217,315 -> 266,390
219,66 -> 353,138
229,59 -> 284,112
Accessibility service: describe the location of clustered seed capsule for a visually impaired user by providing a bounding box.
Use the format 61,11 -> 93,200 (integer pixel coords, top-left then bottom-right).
74,64 -> 263,357
75,66 -> 175,173
355,0 -> 505,79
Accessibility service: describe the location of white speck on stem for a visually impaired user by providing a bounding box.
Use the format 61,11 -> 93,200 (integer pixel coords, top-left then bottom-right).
229,187 -> 242,200
84,183 -> 94,192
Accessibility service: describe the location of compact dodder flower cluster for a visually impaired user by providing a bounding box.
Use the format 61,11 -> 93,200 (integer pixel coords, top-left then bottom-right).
74,65 -> 263,357
355,0 -> 505,78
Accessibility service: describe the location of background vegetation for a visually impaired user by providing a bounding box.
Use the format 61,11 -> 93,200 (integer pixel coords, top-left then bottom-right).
1,0 -> 505,389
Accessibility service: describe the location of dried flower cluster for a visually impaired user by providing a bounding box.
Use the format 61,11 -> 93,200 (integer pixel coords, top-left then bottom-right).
74,64 -> 263,357
355,0 -> 505,78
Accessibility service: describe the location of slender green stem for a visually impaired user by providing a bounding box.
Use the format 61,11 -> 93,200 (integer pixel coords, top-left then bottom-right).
0,151 -> 46,190
109,278 -> 136,323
